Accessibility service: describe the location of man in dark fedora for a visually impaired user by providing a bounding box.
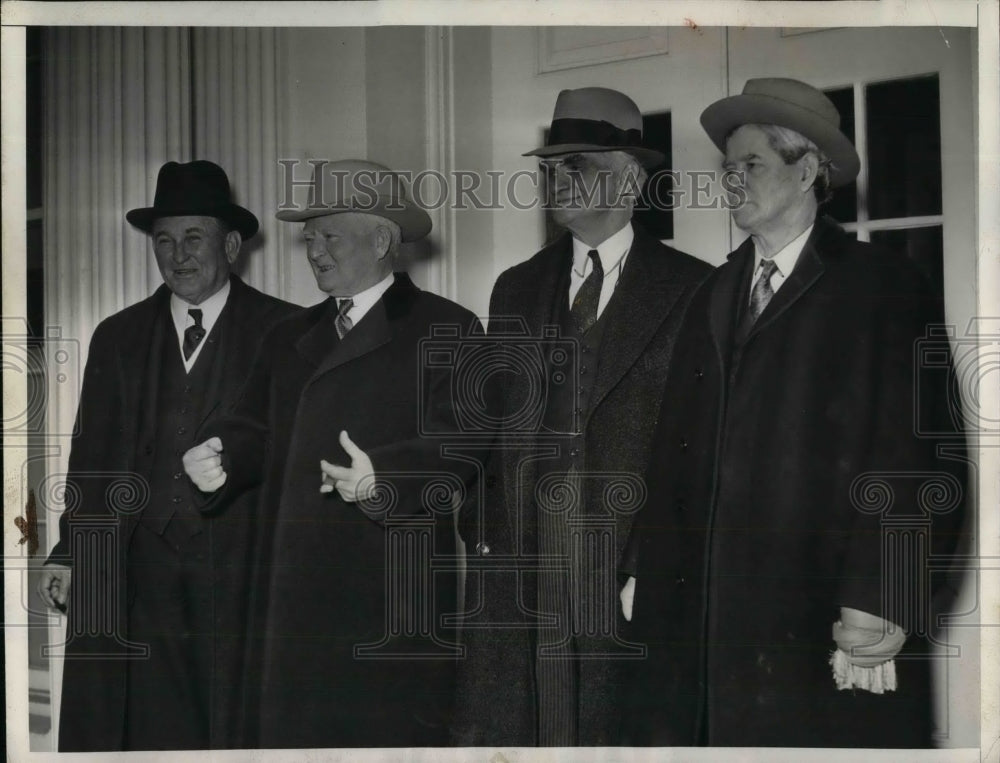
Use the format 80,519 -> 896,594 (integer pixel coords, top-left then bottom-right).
625,78 -> 966,747
184,159 -> 480,747
37,160 -> 298,750
453,87 -> 710,746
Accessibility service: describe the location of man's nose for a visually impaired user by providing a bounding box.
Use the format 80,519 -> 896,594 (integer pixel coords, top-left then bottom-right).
306,240 -> 324,260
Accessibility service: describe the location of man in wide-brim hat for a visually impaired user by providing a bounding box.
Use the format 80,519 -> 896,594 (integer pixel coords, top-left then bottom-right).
39,160 -> 297,751
453,87 -> 710,747
185,159 -> 481,747
626,77 -> 966,748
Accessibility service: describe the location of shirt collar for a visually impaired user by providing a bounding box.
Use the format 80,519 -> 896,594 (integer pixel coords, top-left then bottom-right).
170,278 -> 231,330
754,223 -> 814,278
571,221 -> 634,276
337,271 -> 395,314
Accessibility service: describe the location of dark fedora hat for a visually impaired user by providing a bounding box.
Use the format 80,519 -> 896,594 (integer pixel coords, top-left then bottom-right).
700,78 -> 860,188
126,160 -> 259,238
523,87 -> 664,169
275,159 -> 432,242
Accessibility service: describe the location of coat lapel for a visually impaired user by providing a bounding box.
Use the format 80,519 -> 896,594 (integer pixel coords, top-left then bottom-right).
710,238 -> 754,362
736,223 -> 828,345
587,228 -> 688,416
299,274 -> 414,388
120,287 -> 172,472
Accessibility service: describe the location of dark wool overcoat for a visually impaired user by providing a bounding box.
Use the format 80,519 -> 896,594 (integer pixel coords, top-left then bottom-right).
49,275 -> 297,751
623,217 -> 968,748
203,273 -> 481,748
453,225 -> 711,745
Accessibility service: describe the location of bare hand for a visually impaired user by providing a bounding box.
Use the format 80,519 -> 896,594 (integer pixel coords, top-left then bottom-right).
832,606 -> 907,667
620,576 -> 636,622
319,430 -> 376,503
183,437 -> 227,492
38,565 -> 71,612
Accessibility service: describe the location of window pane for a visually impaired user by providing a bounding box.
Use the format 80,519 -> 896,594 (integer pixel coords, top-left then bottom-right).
28,219 -> 44,338
634,111 -> 673,240
27,27 -> 43,210
866,75 -> 942,220
870,225 -> 944,298
823,86 -> 857,224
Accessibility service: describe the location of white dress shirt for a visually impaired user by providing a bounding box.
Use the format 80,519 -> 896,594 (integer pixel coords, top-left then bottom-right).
568,222 -> 634,320
748,224 -> 814,304
337,271 -> 395,327
170,279 -> 231,373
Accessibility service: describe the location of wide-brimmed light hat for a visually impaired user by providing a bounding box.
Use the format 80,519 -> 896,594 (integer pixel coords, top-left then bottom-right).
523,87 -> 664,169
700,78 -> 860,188
275,159 -> 431,242
126,160 -> 259,238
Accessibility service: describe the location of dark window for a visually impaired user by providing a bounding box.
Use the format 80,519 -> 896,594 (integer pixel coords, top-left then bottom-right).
866,75 -> 942,220
870,225 -> 944,296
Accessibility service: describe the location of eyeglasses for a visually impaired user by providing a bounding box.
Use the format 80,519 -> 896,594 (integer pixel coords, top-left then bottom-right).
538,153 -> 605,176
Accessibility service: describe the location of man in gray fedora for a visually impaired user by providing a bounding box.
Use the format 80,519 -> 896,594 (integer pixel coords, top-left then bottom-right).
38,160 -> 297,750
454,87 -> 710,746
625,78 -> 966,747
184,159 -> 480,747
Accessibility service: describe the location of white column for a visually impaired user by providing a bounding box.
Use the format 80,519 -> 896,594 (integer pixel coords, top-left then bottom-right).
191,28 -> 287,300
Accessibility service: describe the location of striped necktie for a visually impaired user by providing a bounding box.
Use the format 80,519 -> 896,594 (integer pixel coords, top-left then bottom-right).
335,298 -> 354,339
747,258 -> 778,325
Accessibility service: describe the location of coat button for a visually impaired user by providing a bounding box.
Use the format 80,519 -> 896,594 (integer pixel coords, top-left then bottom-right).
172,496 -> 182,504
580,365 -> 588,375
173,472 -> 183,480
675,575 -> 685,585
177,426 -> 187,435
485,476 -> 498,489
676,500 -> 686,512
569,448 -> 579,457
679,439 -> 688,451
694,369 -> 704,380
475,541 -> 491,556
144,445 -> 154,455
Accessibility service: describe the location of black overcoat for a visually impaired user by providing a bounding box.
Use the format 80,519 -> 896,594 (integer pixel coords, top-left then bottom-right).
625,217 -> 967,747
454,225 -> 711,745
204,273 -> 480,748
49,275 -> 297,751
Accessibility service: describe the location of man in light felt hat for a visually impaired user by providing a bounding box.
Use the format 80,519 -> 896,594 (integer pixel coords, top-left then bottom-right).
38,160 -> 298,751
625,78 -> 966,747
453,87 -> 711,746
184,159 -> 480,747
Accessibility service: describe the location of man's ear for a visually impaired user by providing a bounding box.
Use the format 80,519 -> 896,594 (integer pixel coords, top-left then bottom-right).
225,230 -> 243,264
373,225 -> 392,260
799,153 -> 820,192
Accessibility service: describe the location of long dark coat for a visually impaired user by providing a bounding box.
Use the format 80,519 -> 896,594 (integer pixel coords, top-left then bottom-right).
48,275 -> 297,751
203,274 -> 480,748
453,225 -> 711,745
624,217 -> 967,748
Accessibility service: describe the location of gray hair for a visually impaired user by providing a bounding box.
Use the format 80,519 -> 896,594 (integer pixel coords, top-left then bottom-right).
730,123 -> 835,204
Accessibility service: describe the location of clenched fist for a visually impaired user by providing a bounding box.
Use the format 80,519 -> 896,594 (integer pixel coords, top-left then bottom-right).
183,437 -> 227,492
39,564 -> 71,613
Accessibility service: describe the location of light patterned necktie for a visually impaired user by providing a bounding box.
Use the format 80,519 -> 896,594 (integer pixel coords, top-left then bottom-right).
183,308 -> 206,359
747,258 -> 779,325
335,298 -> 354,339
570,249 -> 603,334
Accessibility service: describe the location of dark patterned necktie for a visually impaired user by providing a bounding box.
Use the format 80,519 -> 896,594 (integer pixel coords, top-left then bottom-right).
747,258 -> 779,325
183,308 -> 206,360
570,249 -> 603,334
335,298 -> 354,339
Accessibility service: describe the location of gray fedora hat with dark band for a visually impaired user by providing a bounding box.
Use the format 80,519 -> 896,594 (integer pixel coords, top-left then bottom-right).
126,160 -> 259,238
524,87 -> 664,169
700,78 -> 861,188
275,159 -> 431,242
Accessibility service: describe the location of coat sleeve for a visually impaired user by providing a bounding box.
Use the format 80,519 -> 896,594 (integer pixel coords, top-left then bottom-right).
193,330 -> 275,513
365,311 -> 487,525
45,320 -> 119,566
835,263 -> 967,631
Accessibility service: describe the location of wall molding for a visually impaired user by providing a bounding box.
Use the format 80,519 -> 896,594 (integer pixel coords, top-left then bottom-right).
537,27 -> 669,74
